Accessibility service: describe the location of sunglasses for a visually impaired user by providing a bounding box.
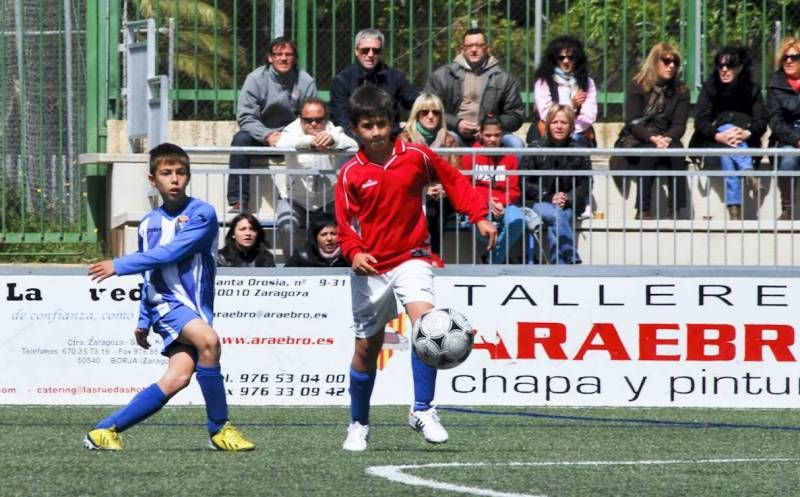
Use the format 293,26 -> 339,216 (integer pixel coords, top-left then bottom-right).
300,116 -> 326,124
358,47 -> 381,55
418,109 -> 441,117
783,53 -> 800,64
558,55 -> 574,61
716,62 -> 740,70
660,57 -> 679,66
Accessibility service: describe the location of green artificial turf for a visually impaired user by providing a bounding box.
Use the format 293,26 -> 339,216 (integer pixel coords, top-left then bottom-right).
2,405 -> 798,497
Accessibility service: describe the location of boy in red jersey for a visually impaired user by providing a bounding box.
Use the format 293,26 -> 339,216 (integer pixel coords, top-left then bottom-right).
336,85 -> 497,451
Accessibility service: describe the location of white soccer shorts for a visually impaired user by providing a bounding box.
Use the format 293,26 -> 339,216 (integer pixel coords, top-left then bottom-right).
350,258 -> 435,338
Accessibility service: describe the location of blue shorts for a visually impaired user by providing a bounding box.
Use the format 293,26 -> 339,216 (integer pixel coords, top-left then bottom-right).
153,305 -> 202,355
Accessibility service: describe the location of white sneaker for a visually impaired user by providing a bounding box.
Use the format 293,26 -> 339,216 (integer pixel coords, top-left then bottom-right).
342,421 -> 369,451
579,205 -> 593,220
408,408 -> 448,444
382,330 -> 410,350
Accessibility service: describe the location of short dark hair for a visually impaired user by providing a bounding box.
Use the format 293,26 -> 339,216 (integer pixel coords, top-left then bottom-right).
309,212 -> 337,244
464,27 -> 487,43
269,36 -> 297,57
149,142 -> 190,175
301,97 -> 328,116
480,114 -> 501,130
348,85 -> 393,125
225,213 -> 265,249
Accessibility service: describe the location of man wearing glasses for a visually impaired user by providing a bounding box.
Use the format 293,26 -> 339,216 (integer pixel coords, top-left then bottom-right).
274,98 -> 357,260
227,36 -> 318,213
425,27 -> 525,148
329,28 -> 419,137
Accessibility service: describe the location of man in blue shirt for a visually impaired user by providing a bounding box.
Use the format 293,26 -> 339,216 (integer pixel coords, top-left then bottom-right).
84,143 -> 254,452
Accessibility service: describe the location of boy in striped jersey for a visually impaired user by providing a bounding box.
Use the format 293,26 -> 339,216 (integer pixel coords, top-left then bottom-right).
84,143 -> 254,452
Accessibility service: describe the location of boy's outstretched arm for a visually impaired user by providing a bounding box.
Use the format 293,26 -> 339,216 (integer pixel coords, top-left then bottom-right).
88,260 -> 116,283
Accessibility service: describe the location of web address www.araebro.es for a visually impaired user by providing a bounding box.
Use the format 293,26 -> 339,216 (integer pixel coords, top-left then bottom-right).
214,310 -> 328,319
222,336 -> 334,346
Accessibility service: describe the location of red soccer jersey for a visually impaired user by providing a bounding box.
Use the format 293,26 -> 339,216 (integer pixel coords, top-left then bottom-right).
336,140 -> 489,273
459,142 -> 521,206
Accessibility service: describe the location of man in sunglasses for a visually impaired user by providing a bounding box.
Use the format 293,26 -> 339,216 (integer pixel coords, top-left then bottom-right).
329,28 -> 418,138
425,27 -> 525,148
274,98 -> 357,260
227,36 -> 318,213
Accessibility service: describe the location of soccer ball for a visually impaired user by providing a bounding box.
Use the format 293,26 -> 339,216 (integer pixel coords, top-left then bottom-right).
411,308 -> 474,369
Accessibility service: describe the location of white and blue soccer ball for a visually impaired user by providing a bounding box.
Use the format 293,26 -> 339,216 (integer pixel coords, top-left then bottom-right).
411,308 -> 475,370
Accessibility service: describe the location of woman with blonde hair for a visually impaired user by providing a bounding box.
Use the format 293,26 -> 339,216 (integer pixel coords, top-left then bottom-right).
766,37 -> 800,220
610,42 -> 690,220
400,93 -> 458,256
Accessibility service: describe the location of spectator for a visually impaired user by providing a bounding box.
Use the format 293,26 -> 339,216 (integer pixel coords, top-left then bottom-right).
216,213 -> 276,267
284,213 -> 349,267
227,37 -> 317,212
329,28 -> 418,137
766,37 -> 800,220
425,27 -> 525,148
460,115 -> 525,263
275,98 -> 357,258
690,45 -> 767,220
531,35 -> 598,147
399,93 -> 458,256
522,105 -> 590,265
610,42 -> 690,220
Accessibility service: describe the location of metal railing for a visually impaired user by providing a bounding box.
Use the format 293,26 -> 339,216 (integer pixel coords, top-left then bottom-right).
172,145 -> 800,267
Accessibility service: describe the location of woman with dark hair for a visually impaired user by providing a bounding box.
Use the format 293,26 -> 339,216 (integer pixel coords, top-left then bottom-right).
284,213 -> 349,267
610,42 -> 690,220
690,45 -> 767,220
216,213 -> 276,267
766,37 -> 800,220
530,35 -> 597,146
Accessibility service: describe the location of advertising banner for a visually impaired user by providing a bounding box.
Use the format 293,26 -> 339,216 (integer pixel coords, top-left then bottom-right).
0,272 -> 797,407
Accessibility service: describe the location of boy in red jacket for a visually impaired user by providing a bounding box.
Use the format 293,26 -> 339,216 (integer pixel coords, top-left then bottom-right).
460,115 -> 526,263
336,85 -> 497,451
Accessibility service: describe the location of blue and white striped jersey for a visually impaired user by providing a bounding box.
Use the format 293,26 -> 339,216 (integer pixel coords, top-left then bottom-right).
113,197 -> 218,330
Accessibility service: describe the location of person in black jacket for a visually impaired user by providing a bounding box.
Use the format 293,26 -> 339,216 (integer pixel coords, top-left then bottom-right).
216,213 -> 276,267
284,213 -> 349,267
329,29 -> 418,138
521,104 -> 590,264
610,42 -> 690,220
766,37 -> 800,220
690,46 -> 767,220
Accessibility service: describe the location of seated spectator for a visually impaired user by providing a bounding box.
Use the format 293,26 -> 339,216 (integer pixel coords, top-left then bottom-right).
530,35 -> 598,147
329,28 -> 418,137
216,213 -> 276,267
284,213 -> 349,267
460,115 -> 525,263
275,97 -> 357,259
610,42 -> 690,220
227,36 -> 317,213
690,45 -> 767,220
426,27 -> 525,149
399,93 -> 458,256
766,37 -> 800,220
522,105 -> 589,265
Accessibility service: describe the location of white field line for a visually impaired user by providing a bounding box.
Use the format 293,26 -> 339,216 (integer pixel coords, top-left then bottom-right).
366,458 -> 800,497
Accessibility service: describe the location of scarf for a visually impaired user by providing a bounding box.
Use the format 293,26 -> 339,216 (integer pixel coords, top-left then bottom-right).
643,82 -> 668,119
416,121 -> 436,145
318,245 -> 342,262
553,67 -> 579,105
787,75 -> 800,93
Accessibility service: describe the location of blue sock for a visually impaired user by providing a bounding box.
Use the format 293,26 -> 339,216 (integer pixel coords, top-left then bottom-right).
411,348 -> 437,412
95,383 -> 167,432
349,367 -> 376,424
196,364 -> 229,434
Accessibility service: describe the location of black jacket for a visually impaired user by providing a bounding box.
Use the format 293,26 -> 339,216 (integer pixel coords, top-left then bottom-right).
520,137 -> 591,214
692,75 -> 767,147
284,243 -> 349,268
215,243 -> 275,268
618,79 -> 690,144
329,62 -> 418,135
766,70 -> 800,147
